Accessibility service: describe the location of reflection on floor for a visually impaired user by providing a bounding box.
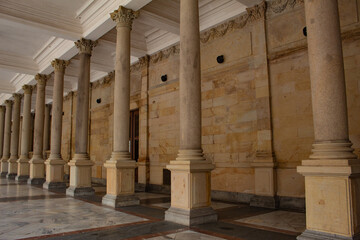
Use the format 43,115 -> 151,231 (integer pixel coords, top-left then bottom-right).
0,178 -> 305,240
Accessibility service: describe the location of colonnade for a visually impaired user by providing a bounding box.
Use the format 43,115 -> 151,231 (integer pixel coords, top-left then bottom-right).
0,0 -> 358,238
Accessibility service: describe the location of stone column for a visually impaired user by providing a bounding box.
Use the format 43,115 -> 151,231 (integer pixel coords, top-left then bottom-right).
7,94 -> 22,179
44,59 -> 69,190
16,85 -> 32,182
0,100 -> 12,178
28,74 -> 48,185
102,6 -> 140,208
297,0 -> 360,239
0,106 -> 5,162
164,0 -> 217,226
43,104 -> 51,159
66,38 -> 97,197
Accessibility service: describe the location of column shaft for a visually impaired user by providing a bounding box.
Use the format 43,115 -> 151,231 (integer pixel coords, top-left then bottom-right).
28,74 -> 48,185
43,104 -> 51,159
0,100 -> 12,177
16,85 -> 32,182
44,59 -> 68,190
7,94 -> 21,179
66,38 -> 96,197
0,106 -> 5,160
297,0 -> 360,239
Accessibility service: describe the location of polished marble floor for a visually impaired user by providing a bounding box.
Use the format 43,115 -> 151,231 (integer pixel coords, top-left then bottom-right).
0,178 -> 305,240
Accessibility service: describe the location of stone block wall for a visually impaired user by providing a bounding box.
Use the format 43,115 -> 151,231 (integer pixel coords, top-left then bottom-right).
59,0 -> 360,208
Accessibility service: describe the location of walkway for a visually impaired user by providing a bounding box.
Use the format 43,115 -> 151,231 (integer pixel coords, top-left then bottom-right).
0,179 -> 305,239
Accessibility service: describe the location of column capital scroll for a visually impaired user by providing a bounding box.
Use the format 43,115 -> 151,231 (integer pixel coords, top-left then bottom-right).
12,93 -> 22,102
51,59 -> 70,72
35,74 -> 49,86
22,85 -> 33,94
4,100 -> 13,106
110,6 -> 139,30
75,38 -> 97,55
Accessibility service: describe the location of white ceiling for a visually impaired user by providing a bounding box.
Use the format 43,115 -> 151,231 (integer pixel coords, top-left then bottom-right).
0,0 -> 261,109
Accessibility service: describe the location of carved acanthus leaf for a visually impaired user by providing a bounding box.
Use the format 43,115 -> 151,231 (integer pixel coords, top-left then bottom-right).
268,0 -> 304,14
91,71 -> 114,89
51,59 -> 70,72
35,73 -> 49,86
110,6 -> 139,30
150,45 -> 180,64
22,85 -> 33,94
130,55 -> 149,73
75,38 -> 97,55
200,1 -> 266,44
13,93 -> 22,102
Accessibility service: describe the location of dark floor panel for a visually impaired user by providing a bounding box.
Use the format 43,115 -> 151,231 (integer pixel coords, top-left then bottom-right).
42,221 -> 185,240
217,206 -> 274,220
118,205 -> 166,220
195,222 -> 297,240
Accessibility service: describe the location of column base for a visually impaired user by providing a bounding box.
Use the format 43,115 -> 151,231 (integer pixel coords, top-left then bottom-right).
66,154 -> 94,197
27,178 -> 45,185
29,155 -> 45,181
165,149 -> 217,226
165,207 -> 217,226
44,157 -> 65,190
17,156 -> 30,181
7,156 -> 18,178
102,194 -> 140,208
0,172 -> 7,178
103,152 -> 138,207
6,173 -> 17,180
66,186 -> 95,197
15,175 -> 29,182
297,230 -> 360,240
43,181 -> 67,190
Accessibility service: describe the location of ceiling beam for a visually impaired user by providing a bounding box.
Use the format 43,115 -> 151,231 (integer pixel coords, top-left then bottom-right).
0,51 -> 38,75
137,10 -> 179,35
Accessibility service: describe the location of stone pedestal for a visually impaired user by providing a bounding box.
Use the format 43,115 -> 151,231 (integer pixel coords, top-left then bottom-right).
66,154 -> 94,196
0,100 -> 12,178
16,85 -> 32,182
44,59 -> 69,190
28,74 -> 48,185
102,6 -> 139,207
297,0 -> 360,239
165,152 -> 217,225
102,152 -> 139,207
67,39 -> 96,197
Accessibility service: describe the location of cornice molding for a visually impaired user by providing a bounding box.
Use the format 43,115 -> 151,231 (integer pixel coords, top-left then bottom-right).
268,0 -> 304,14
200,1 -> 266,44
91,71 -> 114,89
110,6 -> 139,30
130,55 -> 149,72
150,45 -> 180,64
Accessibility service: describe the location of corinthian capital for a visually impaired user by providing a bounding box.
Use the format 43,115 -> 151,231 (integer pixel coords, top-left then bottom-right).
51,59 -> 70,72
110,6 -> 139,30
13,93 -> 22,102
75,38 -> 97,55
35,73 -> 49,86
5,100 -> 13,107
22,85 -> 33,94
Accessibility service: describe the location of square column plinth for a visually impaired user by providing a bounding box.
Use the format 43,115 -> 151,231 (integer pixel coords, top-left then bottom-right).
102,159 -> 139,208
6,156 -> 18,179
297,160 -> 360,240
28,156 -> 45,185
66,154 -> 94,197
43,158 -> 66,190
0,159 -> 8,178
15,157 -> 30,182
165,160 -> 217,226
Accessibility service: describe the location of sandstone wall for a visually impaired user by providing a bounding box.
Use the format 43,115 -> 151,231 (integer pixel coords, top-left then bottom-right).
59,0 -> 360,204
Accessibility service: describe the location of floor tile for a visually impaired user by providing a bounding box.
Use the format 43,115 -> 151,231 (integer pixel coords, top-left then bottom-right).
146,230 -> 226,240
235,210 -> 306,233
